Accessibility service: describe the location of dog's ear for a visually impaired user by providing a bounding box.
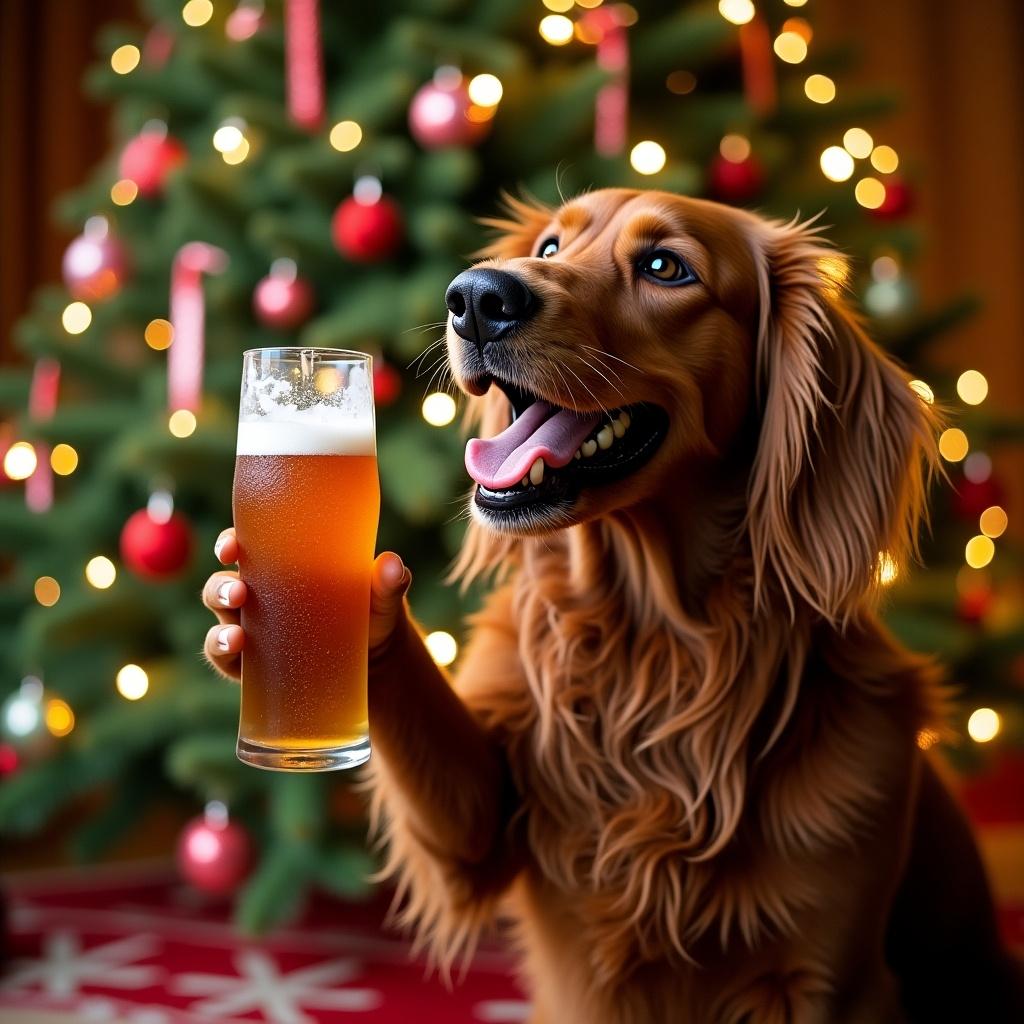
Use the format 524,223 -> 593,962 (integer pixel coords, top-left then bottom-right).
746,219 -> 939,623
475,191 -> 553,260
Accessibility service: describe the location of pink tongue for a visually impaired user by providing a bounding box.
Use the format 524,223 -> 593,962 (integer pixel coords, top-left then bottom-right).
466,401 -> 602,489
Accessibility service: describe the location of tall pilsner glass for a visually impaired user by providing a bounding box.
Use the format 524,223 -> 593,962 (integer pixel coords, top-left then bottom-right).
233,348 -> 379,771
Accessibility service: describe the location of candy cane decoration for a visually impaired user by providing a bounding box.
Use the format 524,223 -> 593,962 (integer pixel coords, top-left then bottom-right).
25,358 -> 61,513
168,242 -> 229,414
285,0 -> 325,131
586,7 -> 631,157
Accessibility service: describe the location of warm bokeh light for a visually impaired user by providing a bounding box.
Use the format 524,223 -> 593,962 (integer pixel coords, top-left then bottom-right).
965,535 -> 995,569
110,178 -> 139,206
719,134 -> 751,163
50,444 -> 79,476
871,255 -> 900,282
221,138 -> 250,164
804,74 -> 835,104
870,145 -> 899,174
329,120 -> 363,152
111,44 -> 141,75
182,0 -> 214,28
539,14 -> 574,45
4,441 -> 38,481
908,379 -> 934,404
956,369 -> 988,405
575,0 -> 604,7
938,428 -> 969,462
145,318 -> 175,350
784,0 -> 808,6
967,707 -> 1000,743
425,630 -> 458,667
820,146 -> 854,182
718,0 -> 755,26
85,555 -> 117,589
168,409 -> 197,438
876,552 -> 899,586
116,664 -> 150,701
212,123 -> 245,153
314,367 -> 342,396
421,392 -> 457,427
979,506 -> 1008,539
468,74 -> 503,107
916,728 -> 940,751
630,140 -> 666,175
541,0 -> 573,10
855,177 -> 886,209
62,301 -> 93,335
842,127 -> 873,159
34,576 -> 61,607
781,17 -> 812,42
666,70 -> 697,95
45,698 -> 75,738
964,451 -> 992,483
773,32 -> 808,64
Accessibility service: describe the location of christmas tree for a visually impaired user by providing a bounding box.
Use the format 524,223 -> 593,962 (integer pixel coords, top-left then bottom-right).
1,0 -> 1020,931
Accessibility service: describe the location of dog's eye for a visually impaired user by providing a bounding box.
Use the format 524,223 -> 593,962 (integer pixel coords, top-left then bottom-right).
537,237 -> 559,259
638,250 -> 697,285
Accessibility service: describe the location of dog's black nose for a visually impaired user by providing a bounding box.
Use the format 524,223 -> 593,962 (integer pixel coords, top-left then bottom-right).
445,268 -> 536,346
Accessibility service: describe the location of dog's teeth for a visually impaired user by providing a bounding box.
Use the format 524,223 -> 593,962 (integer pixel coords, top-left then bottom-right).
620,411 -> 631,429
612,418 -> 625,439
596,425 -> 614,450
529,458 -> 545,485
521,476 -> 529,487
582,439 -> 597,457
574,449 -> 581,460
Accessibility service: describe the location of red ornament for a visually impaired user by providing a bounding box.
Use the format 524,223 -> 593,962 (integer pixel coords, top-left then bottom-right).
0,743 -> 18,777
177,807 -> 253,895
253,259 -> 314,330
63,217 -> 129,302
332,194 -> 403,264
373,359 -> 402,406
120,507 -> 194,580
118,128 -> 186,197
952,475 -> 1007,522
408,72 -> 490,149
957,585 -> 993,625
870,177 -> 913,221
707,153 -> 764,204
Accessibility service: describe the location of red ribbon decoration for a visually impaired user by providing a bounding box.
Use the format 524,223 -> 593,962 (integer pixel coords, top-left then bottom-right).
584,6 -> 631,157
168,242 -> 229,414
285,0 -> 325,131
25,358 -> 61,513
739,16 -> 777,116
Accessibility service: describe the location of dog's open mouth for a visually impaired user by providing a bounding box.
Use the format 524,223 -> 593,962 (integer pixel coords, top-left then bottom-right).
466,377 -> 669,517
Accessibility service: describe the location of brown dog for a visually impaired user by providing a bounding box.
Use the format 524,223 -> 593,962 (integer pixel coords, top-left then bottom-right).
204,189 -> 1021,1022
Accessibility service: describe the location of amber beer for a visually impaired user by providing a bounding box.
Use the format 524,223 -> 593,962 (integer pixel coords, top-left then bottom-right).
233,348 -> 379,771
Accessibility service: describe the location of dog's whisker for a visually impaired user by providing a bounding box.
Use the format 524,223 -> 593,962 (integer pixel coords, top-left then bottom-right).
583,345 -> 642,376
402,320 -> 448,335
408,336 -> 448,372
549,362 -> 581,415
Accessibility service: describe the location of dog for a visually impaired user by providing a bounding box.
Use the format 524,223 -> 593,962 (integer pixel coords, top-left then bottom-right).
204,189 -> 1021,1022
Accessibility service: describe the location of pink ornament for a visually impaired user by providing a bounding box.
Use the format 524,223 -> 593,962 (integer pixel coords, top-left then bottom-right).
253,259 -> 314,329
177,804 -> 253,895
118,126 -> 186,197
120,506 -> 194,580
226,0 -> 264,41
62,217 -> 128,302
408,71 -> 490,149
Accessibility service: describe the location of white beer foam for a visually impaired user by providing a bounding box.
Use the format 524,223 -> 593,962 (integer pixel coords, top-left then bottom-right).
237,418 -> 375,456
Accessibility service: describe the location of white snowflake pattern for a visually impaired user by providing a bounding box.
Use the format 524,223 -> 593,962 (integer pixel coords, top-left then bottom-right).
171,949 -> 382,1023
0,930 -> 163,998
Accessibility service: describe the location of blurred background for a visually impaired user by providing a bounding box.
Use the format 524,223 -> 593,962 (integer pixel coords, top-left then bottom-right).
0,1 -> 1021,1021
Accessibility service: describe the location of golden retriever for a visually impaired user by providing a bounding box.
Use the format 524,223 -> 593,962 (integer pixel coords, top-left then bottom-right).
204,188 -> 1022,1022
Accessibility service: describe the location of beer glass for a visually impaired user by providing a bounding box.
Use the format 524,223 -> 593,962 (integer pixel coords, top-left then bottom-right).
233,348 -> 379,771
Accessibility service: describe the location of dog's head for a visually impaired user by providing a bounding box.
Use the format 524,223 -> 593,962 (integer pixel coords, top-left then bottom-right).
445,188 -> 936,620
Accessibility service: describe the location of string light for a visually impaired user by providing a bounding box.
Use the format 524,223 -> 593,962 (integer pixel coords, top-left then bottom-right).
575,0 -> 604,7
425,631 -> 458,666
541,0 -> 573,10
876,552 -> 899,586
3,441 -> 37,481
804,74 -> 835,104
718,0 -> 755,26
964,452 -> 992,483
116,663 -> 149,701
956,369 -> 988,405
168,409 -> 197,437
843,127 -> 874,159
630,140 -> 666,175
182,0 -> 214,28
539,14 -> 574,45
222,138 -> 250,164
979,506 -> 1008,539
50,444 -> 79,476
784,0 -> 808,6
719,134 -> 751,163
938,428 -> 969,462
110,178 -> 139,206
213,122 -> 245,153
820,146 -> 854,182
855,177 -> 886,209
62,301 -> 93,335
4,682 -> 42,738
870,145 -> 899,173
965,535 -> 995,569
145,318 -> 174,350
781,18 -> 812,42
314,367 -> 342,396
773,32 -> 808,64
666,70 -> 697,95
468,74 -> 503,107
916,728 -> 940,750
908,380 -> 934,404
85,555 -> 117,589
45,698 -> 74,738
111,44 -> 141,75
967,707 -> 1000,743
34,576 -> 61,607
329,120 -> 362,152
422,392 -> 457,427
